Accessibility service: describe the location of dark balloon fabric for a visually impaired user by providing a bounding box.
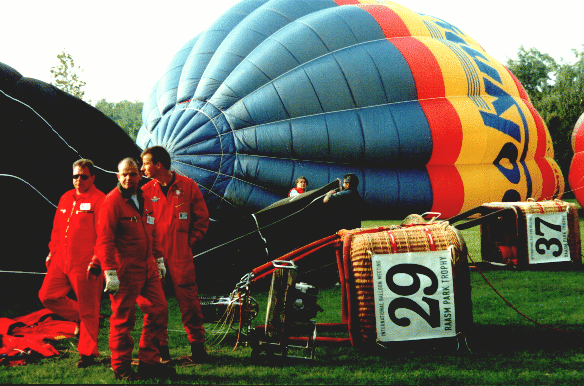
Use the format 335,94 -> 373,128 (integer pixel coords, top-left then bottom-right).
137,0 -> 563,220
193,180 -> 343,292
0,62 -> 141,309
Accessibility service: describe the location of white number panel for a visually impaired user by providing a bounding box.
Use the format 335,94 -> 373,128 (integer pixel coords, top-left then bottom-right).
526,212 -> 570,264
372,249 -> 456,342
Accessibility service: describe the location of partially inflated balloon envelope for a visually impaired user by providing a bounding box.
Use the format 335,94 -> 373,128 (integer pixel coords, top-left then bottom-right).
569,112 -> 584,207
0,62 -> 141,308
137,0 -> 563,219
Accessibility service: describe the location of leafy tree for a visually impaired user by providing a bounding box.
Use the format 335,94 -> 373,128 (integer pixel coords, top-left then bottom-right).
506,46 -> 557,105
507,46 -> 584,188
538,46 -> 584,183
94,99 -> 144,140
50,50 -> 86,100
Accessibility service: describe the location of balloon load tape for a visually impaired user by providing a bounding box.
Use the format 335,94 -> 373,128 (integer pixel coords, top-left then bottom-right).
480,200 -> 581,268
337,221 -> 472,345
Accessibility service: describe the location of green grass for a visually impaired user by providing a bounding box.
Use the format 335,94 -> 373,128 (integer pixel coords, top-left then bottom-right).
3,218 -> 584,384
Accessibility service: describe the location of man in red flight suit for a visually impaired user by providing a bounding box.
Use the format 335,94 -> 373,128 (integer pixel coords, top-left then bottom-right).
39,159 -> 105,368
95,157 -> 175,380
140,146 -> 210,362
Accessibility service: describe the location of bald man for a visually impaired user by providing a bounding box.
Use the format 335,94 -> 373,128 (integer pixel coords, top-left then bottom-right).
95,158 -> 175,380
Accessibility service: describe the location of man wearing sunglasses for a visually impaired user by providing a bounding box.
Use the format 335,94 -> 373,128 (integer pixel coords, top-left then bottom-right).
39,159 -> 105,368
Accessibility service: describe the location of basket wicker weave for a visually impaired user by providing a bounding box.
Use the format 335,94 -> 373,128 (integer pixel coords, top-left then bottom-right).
481,200 -> 581,267
339,221 -> 472,345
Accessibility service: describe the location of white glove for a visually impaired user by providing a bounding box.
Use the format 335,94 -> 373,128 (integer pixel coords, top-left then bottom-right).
156,257 -> 166,279
104,270 -> 120,295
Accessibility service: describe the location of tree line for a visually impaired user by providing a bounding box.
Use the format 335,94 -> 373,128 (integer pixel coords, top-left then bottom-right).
51,46 -> 584,186
50,50 -> 143,141
506,45 -> 584,190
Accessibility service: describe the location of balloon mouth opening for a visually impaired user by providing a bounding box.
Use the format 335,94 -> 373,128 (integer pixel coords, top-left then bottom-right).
162,102 -> 233,194
164,101 -> 228,151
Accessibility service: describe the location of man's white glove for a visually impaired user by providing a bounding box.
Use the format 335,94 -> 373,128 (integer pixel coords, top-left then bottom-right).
156,257 -> 166,279
104,270 -> 120,295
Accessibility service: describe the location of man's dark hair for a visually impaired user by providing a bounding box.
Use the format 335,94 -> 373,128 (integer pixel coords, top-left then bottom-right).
141,146 -> 171,170
343,173 -> 359,189
73,159 -> 95,175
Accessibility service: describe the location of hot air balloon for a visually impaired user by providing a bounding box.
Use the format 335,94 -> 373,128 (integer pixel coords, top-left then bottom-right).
0,62 -> 141,309
569,112 -> 584,207
137,0 -> 563,221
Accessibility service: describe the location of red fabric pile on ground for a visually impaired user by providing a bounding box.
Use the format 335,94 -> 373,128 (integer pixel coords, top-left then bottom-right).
0,308 -> 77,366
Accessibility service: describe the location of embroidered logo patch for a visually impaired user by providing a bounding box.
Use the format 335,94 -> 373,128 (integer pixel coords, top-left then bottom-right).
179,212 -> 188,220
147,215 -> 155,225
80,203 -> 91,211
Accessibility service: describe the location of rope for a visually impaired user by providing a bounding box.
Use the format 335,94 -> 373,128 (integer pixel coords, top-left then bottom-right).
251,213 -> 268,260
193,193 -> 328,260
298,261 -> 338,277
0,270 -> 46,275
468,252 -> 583,333
205,304 -> 236,346
0,90 -> 116,175
232,292 -> 243,352
0,174 -> 57,208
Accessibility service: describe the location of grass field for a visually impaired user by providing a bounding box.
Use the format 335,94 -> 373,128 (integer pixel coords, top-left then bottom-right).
3,207 -> 584,384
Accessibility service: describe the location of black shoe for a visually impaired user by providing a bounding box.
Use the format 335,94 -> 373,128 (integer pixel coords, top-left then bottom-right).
190,342 -> 209,363
77,355 -> 96,368
159,345 -> 171,363
113,365 -> 140,380
137,361 -> 177,380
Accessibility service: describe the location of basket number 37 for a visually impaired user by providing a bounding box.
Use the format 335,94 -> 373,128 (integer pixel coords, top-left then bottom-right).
526,212 -> 570,264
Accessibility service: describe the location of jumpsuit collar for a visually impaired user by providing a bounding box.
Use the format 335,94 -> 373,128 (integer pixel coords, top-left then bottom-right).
117,183 -> 144,213
72,184 -> 97,200
156,171 -> 177,188
156,171 -> 177,196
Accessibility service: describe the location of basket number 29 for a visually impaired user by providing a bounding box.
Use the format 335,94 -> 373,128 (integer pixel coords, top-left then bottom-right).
386,264 -> 440,328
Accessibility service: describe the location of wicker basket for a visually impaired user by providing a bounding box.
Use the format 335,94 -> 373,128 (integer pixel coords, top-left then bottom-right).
481,200 -> 581,268
338,221 -> 472,345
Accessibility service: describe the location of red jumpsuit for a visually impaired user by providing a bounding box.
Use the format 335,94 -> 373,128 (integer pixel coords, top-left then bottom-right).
95,186 -> 168,371
38,185 -> 105,358
142,173 -> 209,346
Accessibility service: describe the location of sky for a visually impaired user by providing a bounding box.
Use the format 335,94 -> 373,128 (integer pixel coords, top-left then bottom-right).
2,0 -> 582,103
